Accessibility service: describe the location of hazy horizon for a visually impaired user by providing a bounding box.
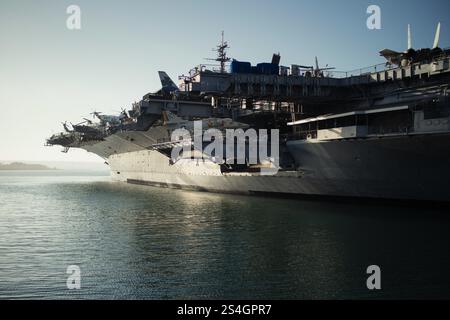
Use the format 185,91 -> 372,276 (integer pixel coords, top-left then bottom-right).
0,159 -> 109,170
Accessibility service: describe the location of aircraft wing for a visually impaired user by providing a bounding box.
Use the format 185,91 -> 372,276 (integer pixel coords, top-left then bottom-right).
379,49 -> 401,57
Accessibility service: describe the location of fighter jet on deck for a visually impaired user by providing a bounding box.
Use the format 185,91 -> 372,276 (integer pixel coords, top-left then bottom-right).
380,23 -> 444,67
161,111 -> 249,133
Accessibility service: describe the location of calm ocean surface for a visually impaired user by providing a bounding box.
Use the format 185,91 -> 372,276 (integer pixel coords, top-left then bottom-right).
0,170 -> 449,299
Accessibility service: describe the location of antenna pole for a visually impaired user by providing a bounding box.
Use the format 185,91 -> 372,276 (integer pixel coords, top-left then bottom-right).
205,31 -> 231,73
215,31 -> 230,73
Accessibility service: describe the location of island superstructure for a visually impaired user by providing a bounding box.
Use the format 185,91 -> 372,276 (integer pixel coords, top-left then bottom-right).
47,27 -> 450,202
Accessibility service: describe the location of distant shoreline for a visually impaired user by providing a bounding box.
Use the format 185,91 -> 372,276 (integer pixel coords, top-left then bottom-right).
0,162 -> 57,171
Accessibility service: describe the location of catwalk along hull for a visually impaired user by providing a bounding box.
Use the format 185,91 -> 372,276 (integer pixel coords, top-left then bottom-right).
104,132 -> 450,202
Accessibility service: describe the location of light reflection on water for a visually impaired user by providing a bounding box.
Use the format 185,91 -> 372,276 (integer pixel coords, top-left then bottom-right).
0,171 -> 449,299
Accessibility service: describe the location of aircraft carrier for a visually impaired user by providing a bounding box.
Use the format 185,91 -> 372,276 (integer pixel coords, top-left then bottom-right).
47,27 -> 450,202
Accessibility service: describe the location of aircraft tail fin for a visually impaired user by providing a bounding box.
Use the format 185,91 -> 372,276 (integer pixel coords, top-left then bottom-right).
433,22 -> 441,49
407,24 -> 412,50
158,71 -> 179,93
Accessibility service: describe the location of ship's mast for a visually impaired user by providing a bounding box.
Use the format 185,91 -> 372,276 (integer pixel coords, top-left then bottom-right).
210,31 -> 230,73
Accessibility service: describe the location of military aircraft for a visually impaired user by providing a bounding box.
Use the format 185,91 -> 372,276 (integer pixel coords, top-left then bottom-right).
161,110 -> 249,133
312,56 -> 335,77
71,119 -> 103,135
297,57 -> 335,77
90,111 -> 123,126
158,71 -> 180,94
380,23 -> 443,67
46,132 -> 76,147
150,111 -> 251,161
141,71 -> 181,100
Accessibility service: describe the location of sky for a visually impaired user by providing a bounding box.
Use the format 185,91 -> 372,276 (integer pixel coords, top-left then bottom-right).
1,0 -> 449,162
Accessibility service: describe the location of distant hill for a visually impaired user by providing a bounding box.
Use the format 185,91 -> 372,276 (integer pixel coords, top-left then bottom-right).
0,162 -> 56,170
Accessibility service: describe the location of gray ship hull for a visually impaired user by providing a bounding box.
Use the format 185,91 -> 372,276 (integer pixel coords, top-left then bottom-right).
286,132 -> 450,202
103,132 -> 450,202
